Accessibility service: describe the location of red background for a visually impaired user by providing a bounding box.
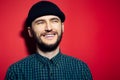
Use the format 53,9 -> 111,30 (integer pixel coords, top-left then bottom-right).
0,0 -> 120,80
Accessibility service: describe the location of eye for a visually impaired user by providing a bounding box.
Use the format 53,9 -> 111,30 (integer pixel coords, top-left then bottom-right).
51,18 -> 60,23
34,20 -> 45,25
36,21 -> 45,24
52,19 -> 59,23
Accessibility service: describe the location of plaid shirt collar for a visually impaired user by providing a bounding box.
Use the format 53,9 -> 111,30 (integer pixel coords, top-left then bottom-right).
35,52 -> 62,66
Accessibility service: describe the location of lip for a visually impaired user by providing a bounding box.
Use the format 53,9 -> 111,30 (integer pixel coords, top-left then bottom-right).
42,32 -> 57,40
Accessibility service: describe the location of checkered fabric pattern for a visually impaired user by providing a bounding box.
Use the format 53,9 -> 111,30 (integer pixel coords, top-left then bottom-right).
5,52 -> 92,80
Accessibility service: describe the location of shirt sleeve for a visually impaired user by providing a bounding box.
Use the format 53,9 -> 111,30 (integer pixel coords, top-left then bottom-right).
5,66 -> 17,80
82,63 -> 93,80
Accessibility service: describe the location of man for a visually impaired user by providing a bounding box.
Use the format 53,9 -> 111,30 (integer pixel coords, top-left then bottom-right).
5,1 -> 93,80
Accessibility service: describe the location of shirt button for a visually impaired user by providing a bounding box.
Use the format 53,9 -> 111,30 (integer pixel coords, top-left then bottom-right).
50,72 -> 52,76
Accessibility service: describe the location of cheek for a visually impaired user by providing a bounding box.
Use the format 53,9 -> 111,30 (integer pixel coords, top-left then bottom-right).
57,27 -> 63,35
32,28 -> 43,37
33,26 -> 42,31
53,24 -> 63,32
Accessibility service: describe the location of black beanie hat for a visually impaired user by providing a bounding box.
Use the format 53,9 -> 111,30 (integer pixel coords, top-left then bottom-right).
25,1 -> 65,27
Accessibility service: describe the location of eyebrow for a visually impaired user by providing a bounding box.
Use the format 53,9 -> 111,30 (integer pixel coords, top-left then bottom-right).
34,17 -> 60,23
51,18 -> 59,20
34,19 -> 45,23
50,18 -> 60,21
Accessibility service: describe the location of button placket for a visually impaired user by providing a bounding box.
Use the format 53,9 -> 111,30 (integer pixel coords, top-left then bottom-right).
47,62 -> 53,80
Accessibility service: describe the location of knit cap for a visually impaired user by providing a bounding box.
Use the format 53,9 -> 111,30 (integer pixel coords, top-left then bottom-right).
25,1 -> 65,27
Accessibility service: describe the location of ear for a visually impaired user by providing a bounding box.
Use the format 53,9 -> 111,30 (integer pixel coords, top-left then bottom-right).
61,23 -> 64,33
27,27 -> 33,37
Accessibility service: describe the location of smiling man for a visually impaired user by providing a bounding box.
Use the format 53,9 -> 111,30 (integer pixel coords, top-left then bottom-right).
5,1 -> 92,80
28,15 -> 64,59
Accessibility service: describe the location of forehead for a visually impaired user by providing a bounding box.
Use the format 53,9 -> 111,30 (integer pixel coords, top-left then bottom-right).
34,15 -> 60,21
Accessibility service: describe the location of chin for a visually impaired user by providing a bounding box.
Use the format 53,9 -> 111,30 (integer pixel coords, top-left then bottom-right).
42,39 -> 57,45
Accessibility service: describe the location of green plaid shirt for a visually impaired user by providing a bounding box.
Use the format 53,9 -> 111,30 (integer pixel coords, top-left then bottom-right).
5,52 -> 92,80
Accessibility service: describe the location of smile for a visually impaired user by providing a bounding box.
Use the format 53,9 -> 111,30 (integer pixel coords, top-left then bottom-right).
42,33 -> 57,40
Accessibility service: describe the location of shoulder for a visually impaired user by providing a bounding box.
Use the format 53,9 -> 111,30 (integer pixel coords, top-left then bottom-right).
61,54 -> 93,79
8,54 -> 37,69
5,54 -> 37,79
61,53 -> 92,74
61,53 -> 87,66
61,53 -> 92,71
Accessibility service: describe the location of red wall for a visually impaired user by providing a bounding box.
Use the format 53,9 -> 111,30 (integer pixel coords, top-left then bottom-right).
0,0 -> 120,80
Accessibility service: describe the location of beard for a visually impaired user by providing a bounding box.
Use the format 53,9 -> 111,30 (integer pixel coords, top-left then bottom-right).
33,31 -> 63,53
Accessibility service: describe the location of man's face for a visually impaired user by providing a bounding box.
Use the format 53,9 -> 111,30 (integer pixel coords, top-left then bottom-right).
28,15 -> 64,52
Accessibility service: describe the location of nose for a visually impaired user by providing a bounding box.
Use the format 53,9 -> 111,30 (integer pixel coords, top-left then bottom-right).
45,22 -> 52,31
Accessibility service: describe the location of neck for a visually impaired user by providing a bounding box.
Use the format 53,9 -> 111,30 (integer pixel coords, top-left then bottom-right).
36,46 -> 60,59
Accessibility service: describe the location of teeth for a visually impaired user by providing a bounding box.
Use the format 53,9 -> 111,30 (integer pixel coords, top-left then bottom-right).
45,34 -> 54,37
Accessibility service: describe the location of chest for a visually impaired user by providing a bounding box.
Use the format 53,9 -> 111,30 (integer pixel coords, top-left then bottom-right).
22,63 -> 83,80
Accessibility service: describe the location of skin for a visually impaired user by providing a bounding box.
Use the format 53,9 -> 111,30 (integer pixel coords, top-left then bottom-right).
28,15 -> 64,59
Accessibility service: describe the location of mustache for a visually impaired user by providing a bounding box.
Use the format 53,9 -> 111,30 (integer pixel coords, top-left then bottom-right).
40,31 -> 58,36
